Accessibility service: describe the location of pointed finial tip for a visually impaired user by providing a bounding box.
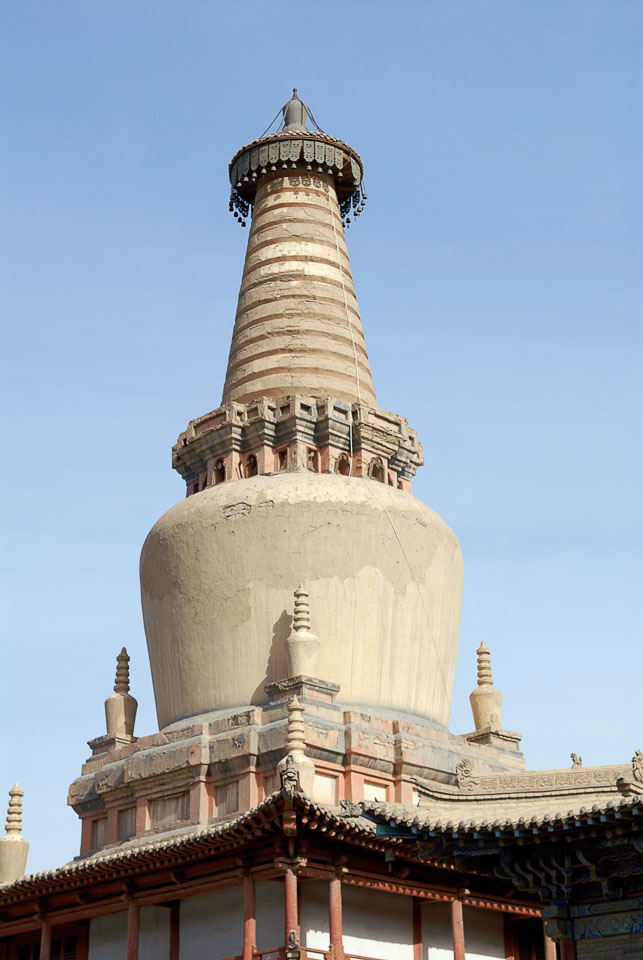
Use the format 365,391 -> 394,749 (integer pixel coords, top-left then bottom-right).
292,88 -> 298,99
477,640 -> 489,652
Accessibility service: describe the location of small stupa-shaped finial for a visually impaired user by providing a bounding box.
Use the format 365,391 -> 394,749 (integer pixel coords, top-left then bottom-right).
114,647 -> 130,694
0,784 -> 29,883
105,647 -> 138,739
286,586 -> 321,678
469,641 -> 503,732
278,695 -> 315,796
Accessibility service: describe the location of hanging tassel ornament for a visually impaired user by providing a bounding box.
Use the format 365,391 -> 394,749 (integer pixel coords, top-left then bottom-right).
229,190 -> 252,228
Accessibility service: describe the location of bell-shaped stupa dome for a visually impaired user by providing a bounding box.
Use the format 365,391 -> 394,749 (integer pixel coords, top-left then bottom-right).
140,94 -> 463,730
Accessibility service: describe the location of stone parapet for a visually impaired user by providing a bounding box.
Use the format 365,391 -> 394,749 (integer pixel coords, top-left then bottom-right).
67,688 -> 527,858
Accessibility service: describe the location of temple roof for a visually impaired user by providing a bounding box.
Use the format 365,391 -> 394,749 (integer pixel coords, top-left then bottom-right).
2,789 -> 640,904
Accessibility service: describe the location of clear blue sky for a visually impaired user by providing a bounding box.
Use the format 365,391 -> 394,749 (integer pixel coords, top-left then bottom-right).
2,1 -> 641,874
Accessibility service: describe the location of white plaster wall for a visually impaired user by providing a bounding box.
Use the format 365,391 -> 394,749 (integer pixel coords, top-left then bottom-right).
255,879 -> 285,950
342,885 -> 414,960
422,902 -> 506,960
462,906 -> 505,959
301,879 -> 330,952
179,886 -> 243,960
422,902 -> 453,960
140,905 -> 170,960
88,911 -> 128,960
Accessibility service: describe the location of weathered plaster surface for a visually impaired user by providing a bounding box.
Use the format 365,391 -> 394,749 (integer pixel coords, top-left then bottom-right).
88,910 -> 127,960
255,879 -> 285,951
342,884 -> 413,960
462,906 -> 505,959
141,473 -> 463,729
139,905 -> 170,960
178,886 -> 242,959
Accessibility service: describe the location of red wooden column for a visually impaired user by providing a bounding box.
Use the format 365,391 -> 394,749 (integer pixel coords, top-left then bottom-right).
243,875 -> 256,960
170,901 -> 180,960
503,914 -> 516,959
412,897 -> 422,960
560,941 -> 577,960
39,917 -> 52,960
127,900 -> 140,960
285,867 -> 299,944
543,922 -> 557,960
77,924 -> 90,960
329,875 -> 344,960
450,898 -> 465,960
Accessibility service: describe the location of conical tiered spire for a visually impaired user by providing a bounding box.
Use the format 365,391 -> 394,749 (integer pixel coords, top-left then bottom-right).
223,92 -> 376,407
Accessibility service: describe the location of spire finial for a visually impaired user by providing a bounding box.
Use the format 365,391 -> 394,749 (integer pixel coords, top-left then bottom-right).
114,647 -> 130,694
5,784 -> 24,835
282,92 -> 309,132
0,783 -> 29,883
287,586 -> 320,678
476,641 -> 493,687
